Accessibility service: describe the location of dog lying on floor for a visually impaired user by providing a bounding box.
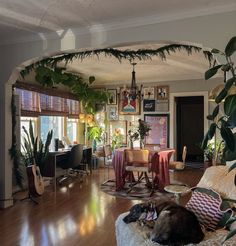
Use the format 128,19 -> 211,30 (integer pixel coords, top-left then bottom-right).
123,200 -> 204,245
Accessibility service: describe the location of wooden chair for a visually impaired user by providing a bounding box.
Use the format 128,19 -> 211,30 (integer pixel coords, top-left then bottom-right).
124,149 -> 153,194
102,144 -> 114,185
169,146 -> 187,170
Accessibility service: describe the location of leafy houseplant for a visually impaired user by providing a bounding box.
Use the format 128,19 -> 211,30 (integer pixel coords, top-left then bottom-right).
87,125 -> 103,152
111,128 -> 124,150
21,120 -> 53,174
202,36 -> 236,172
202,36 -> 236,242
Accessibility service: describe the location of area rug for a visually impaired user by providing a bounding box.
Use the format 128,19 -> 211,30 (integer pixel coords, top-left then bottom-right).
100,181 -> 174,201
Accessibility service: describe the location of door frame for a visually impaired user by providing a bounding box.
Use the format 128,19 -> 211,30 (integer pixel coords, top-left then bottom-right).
169,91 -> 209,159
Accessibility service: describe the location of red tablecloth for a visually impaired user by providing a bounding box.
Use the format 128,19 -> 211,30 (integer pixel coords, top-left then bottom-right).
112,148 -> 175,191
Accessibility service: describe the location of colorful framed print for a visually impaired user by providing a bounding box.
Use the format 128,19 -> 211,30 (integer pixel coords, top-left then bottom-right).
143,99 -> 155,112
143,87 -> 155,99
144,114 -> 169,148
157,85 -> 169,100
108,106 -> 118,120
109,120 -> 127,145
118,88 -> 140,115
107,89 -> 117,105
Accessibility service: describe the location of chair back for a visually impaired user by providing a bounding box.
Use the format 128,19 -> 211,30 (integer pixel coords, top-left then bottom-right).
124,149 -> 149,165
182,146 -> 187,164
69,144 -> 84,168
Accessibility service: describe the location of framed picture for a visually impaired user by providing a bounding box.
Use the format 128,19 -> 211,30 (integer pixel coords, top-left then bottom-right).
118,88 -> 140,115
109,120 -> 127,145
143,87 -> 155,99
107,89 -> 117,105
157,85 -> 169,100
143,99 -> 155,112
144,114 -> 169,148
108,106 -> 118,120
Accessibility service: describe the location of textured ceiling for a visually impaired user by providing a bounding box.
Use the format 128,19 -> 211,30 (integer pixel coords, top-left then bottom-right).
2,0 -> 230,84
0,0 -> 235,43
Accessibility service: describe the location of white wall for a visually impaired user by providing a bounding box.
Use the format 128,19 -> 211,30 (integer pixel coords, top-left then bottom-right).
0,10 -> 235,207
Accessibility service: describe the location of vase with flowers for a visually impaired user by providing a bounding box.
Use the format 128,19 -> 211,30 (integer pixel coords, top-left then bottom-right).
137,119 -> 151,149
128,129 -> 139,149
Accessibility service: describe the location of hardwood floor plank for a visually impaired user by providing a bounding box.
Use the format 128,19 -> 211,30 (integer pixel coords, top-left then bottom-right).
0,168 -> 203,246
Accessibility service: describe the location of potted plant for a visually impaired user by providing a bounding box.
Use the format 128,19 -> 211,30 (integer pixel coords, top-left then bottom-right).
21,120 -> 53,175
202,36 -> 236,172
87,124 -> 103,152
137,119 -> 151,149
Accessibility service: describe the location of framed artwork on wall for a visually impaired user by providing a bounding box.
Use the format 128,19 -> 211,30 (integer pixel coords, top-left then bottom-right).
144,114 -> 169,148
108,106 -> 118,120
157,85 -> 169,100
118,88 -> 140,115
143,87 -> 155,99
143,99 -> 155,112
109,120 -> 127,145
107,89 -> 117,105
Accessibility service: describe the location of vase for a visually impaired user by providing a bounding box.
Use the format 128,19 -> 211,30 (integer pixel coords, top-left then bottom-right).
130,141 -> 134,149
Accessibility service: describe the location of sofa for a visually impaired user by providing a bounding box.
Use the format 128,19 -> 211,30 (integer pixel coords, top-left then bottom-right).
115,166 -> 236,245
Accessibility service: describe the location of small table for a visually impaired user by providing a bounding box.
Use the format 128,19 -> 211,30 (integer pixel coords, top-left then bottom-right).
164,184 -> 190,204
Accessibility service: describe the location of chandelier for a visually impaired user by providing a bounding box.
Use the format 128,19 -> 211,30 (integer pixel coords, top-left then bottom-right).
126,62 -> 143,100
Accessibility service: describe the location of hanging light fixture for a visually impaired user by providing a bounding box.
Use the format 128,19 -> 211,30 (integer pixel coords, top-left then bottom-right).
126,62 -> 143,100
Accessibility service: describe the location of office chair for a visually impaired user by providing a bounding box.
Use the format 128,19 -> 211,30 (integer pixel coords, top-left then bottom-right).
124,149 -> 153,195
169,146 -> 187,171
57,144 -> 84,184
102,144 -> 114,185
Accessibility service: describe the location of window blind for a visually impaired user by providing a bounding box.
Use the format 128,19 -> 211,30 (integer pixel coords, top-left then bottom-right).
15,88 -> 80,117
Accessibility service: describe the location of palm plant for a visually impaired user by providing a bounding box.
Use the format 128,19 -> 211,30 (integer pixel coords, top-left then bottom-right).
21,120 -> 53,174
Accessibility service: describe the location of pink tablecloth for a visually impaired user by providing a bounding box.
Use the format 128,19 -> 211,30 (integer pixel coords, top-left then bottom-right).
112,148 -> 175,191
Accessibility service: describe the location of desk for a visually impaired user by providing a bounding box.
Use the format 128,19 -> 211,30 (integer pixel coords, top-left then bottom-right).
112,148 -> 175,191
43,147 -> 92,191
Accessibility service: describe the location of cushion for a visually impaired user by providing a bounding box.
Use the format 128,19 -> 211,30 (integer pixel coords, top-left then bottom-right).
197,166 -> 236,206
186,187 -> 233,231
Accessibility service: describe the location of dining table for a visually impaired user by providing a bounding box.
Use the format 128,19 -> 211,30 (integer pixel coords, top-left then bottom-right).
112,147 -> 175,191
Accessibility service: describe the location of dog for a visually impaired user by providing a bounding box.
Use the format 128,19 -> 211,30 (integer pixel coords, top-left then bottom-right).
123,200 -> 204,245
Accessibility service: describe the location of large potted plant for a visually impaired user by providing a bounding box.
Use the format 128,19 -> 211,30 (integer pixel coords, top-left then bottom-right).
21,120 -> 53,175
202,36 -> 236,171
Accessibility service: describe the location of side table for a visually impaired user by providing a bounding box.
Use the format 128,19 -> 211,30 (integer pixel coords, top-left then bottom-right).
164,184 -> 190,204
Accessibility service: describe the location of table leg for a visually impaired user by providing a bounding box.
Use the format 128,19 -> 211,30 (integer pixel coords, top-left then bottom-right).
53,156 -> 57,192
174,193 -> 181,204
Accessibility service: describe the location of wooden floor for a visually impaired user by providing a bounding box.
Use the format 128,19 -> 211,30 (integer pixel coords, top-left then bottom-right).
0,168 -> 204,246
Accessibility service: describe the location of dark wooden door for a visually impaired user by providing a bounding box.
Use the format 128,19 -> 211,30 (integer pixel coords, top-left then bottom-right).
176,96 -> 204,162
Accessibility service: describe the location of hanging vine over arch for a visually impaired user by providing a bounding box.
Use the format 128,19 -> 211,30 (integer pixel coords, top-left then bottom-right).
20,44 -> 213,77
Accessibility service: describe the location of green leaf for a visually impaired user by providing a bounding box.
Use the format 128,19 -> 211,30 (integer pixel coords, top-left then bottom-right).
205,65 -> 222,80
224,133 -> 236,161
212,105 -> 219,119
228,107 -> 236,128
225,77 -> 236,91
206,115 -> 214,120
224,95 -> 236,116
225,36 -> 236,56
215,88 -> 227,104
201,133 -> 209,150
211,48 -> 220,54
208,123 -> 217,139
220,126 -> 235,151
223,228 -> 236,243
229,162 -> 236,172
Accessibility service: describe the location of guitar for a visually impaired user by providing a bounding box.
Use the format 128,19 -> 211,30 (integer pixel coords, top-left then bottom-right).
26,164 -> 45,197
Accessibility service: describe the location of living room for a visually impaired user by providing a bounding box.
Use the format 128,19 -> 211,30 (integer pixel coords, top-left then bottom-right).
0,1 -> 236,245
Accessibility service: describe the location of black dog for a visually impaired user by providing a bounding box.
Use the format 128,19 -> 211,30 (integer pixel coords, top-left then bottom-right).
123,200 -> 204,245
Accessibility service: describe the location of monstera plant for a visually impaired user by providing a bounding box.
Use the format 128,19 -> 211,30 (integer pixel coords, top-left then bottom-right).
202,36 -> 236,172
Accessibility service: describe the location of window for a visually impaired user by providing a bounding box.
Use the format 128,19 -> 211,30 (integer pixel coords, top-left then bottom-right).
67,118 -> 78,143
40,116 -> 64,145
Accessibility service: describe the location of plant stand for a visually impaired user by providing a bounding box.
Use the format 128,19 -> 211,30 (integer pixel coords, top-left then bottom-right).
21,192 -> 38,204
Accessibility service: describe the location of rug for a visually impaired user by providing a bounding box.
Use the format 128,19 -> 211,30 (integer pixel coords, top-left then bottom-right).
100,181 -> 174,201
